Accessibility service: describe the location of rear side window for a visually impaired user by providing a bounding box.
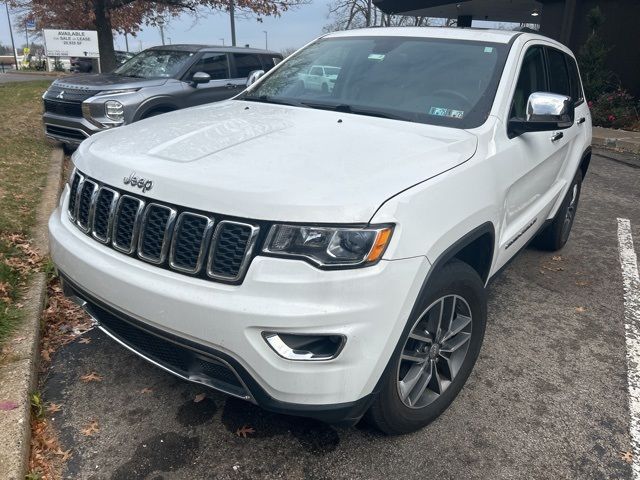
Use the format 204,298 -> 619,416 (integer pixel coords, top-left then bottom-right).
189,53 -> 229,80
510,46 -> 546,119
566,56 -> 584,105
233,54 -> 263,78
546,48 -> 571,97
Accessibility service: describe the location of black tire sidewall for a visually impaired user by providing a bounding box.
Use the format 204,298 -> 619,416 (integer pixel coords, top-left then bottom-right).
370,261 -> 487,434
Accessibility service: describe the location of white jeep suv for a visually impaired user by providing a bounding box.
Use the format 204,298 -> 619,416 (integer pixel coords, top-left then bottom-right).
49,27 -> 592,434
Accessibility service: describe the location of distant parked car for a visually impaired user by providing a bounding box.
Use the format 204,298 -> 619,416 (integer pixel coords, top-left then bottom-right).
43,45 -> 282,148
70,51 -> 134,73
298,65 -> 341,92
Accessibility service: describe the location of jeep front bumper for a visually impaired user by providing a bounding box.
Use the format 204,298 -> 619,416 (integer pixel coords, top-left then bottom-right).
48,188 -> 429,422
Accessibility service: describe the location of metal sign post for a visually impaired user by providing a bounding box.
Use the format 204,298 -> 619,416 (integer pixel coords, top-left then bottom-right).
4,2 -> 19,70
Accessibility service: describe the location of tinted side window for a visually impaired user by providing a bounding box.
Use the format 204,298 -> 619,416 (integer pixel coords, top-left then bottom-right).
547,48 -> 571,97
190,53 -> 229,80
566,55 -> 584,104
233,54 -> 263,78
510,46 -> 546,119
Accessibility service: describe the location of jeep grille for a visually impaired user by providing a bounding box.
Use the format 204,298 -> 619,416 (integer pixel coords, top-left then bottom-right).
67,170 -> 260,284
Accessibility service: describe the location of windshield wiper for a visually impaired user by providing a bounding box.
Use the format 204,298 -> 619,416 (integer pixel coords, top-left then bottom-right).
300,102 -> 407,121
241,95 -> 305,108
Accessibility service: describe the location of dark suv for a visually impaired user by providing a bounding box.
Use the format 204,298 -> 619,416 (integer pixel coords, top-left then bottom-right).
42,45 -> 282,148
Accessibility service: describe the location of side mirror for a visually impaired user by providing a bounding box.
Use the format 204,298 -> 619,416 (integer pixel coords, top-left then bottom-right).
191,71 -> 211,85
508,92 -> 574,137
246,70 -> 265,87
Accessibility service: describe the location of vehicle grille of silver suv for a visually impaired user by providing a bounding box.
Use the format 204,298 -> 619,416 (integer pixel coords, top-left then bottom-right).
68,169 -> 260,284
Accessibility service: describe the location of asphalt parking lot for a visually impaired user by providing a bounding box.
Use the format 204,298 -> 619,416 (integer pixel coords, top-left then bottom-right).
43,149 -> 640,480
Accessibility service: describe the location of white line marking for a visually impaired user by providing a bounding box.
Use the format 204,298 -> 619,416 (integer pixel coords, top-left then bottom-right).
617,218 -> 640,478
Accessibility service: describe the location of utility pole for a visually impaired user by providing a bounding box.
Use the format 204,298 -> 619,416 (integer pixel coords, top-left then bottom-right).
219,38 -> 225,46
124,33 -> 129,52
24,19 -> 29,49
263,30 -> 268,50
229,0 -> 236,46
4,2 -> 18,70
158,18 -> 165,46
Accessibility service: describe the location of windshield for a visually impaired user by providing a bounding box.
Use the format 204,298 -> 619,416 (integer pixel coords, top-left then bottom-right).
242,36 -> 509,128
114,49 -> 195,78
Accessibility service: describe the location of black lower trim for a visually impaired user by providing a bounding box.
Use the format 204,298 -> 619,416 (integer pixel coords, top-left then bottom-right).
58,272 -> 372,425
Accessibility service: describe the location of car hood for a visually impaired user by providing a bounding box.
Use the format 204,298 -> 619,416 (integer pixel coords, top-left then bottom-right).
53,74 -> 168,92
76,100 -> 478,223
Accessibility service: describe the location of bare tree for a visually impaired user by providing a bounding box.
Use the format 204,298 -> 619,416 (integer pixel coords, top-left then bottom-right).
324,0 -> 433,32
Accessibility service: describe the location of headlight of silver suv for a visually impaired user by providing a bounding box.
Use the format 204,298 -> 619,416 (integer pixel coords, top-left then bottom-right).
104,100 -> 124,122
263,224 -> 393,268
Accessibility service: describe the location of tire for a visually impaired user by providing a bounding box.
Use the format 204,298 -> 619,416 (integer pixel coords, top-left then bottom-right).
532,169 -> 582,251
141,108 -> 172,120
62,143 -> 76,155
366,260 -> 487,435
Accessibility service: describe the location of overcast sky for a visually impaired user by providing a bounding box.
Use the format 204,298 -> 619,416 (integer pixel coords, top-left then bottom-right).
1,1 -> 330,54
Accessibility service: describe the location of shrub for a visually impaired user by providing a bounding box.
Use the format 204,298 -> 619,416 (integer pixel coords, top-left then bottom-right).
589,89 -> 639,129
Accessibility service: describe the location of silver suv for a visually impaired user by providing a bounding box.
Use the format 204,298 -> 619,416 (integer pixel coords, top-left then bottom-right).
42,45 -> 282,148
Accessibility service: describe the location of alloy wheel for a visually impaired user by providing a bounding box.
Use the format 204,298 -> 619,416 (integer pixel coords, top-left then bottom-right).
397,294 -> 473,409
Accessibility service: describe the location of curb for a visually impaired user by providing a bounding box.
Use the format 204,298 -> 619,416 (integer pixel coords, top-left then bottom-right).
592,136 -> 640,155
0,147 -> 64,480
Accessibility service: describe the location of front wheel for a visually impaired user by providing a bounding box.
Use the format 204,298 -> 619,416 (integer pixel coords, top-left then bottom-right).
366,260 -> 487,435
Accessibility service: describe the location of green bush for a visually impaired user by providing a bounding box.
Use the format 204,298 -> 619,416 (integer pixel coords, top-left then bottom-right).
589,89 -> 639,129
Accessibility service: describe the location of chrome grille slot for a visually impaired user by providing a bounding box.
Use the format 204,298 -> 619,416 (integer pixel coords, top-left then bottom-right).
65,170 -> 262,284
138,204 -> 177,264
207,221 -> 259,281
169,213 -> 213,273
91,187 -> 119,243
76,179 -> 98,232
67,171 -> 83,220
112,196 -> 145,254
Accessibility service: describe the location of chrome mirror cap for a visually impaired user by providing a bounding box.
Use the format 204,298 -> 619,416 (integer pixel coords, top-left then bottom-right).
246,69 -> 265,88
526,92 -> 573,125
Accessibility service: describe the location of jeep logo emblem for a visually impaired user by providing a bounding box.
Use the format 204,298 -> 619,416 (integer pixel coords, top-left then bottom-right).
123,172 -> 153,193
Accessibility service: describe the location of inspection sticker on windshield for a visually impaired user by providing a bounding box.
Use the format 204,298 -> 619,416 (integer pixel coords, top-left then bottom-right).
429,107 -> 464,119
368,53 -> 386,61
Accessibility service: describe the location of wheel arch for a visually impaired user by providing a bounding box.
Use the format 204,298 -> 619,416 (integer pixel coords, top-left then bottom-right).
579,146 -> 592,179
431,222 -> 496,286
134,97 -> 180,121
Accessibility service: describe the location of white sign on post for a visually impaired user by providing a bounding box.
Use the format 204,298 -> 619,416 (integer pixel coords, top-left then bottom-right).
43,29 -> 100,58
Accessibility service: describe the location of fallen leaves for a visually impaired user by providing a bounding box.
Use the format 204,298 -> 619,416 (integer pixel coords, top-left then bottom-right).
80,420 -> 100,437
46,403 -> 62,414
0,400 -> 19,411
39,277 -> 94,370
78,337 -> 92,344
236,425 -> 255,438
29,415 -> 69,479
140,387 -> 154,394
80,372 -> 103,383
575,306 -> 587,313
621,450 -> 633,463
194,393 -> 207,403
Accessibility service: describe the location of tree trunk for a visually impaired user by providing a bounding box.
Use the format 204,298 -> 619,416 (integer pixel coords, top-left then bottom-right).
93,0 -> 116,72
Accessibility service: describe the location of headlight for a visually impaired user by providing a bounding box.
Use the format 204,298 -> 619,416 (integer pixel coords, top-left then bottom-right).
263,224 -> 393,268
104,100 -> 124,122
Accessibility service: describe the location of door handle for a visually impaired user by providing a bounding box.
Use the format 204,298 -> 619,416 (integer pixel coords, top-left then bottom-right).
551,132 -> 564,142
225,83 -> 236,89
576,117 -> 586,125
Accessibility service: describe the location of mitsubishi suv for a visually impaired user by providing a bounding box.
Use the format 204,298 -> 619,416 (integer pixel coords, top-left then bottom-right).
42,45 -> 282,148
49,27 -> 592,434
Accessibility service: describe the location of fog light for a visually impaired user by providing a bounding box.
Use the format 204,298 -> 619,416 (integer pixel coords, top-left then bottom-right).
263,332 -> 345,361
